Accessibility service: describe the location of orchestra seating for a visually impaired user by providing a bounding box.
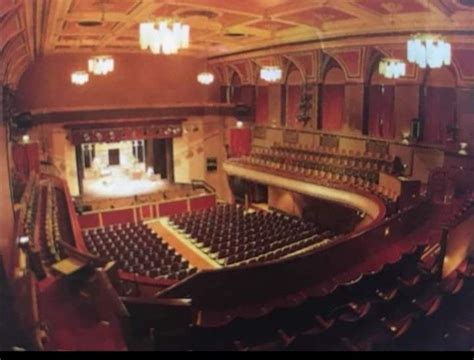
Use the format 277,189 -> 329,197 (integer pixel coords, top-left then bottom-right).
169,204 -> 336,266
83,223 -> 196,280
243,143 -> 398,214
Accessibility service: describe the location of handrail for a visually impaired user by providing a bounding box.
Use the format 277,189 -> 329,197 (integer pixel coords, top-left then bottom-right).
190,179 -> 216,194
57,240 -> 108,268
223,160 -> 386,228
251,123 -> 447,153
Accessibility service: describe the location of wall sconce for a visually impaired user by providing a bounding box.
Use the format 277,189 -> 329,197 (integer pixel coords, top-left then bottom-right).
401,132 -> 410,145
458,142 -> 468,156
18,236 -> 30,250
384,227 -> 390,236
236,121 -> 244,129
22,134 -> 30,144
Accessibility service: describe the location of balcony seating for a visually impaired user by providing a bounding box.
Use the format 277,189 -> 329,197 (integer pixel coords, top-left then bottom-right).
169,204 -> 336,265
182,240 -> 460,351
83,223 -> 195,281
39,184 -> 66,264
239,143 -> 398,215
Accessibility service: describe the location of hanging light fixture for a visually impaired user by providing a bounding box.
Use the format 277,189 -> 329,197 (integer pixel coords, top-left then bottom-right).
379,58 -> 406,79
197,44 -> 214,85
260,65 -> 282,82
139,19 -> 190,55
71,71 -> 89,85
88,55 -> 114,75
197,72 -> 214,85
407,33 -> 451,69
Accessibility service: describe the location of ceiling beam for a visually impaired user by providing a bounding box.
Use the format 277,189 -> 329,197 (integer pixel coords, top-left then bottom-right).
421,0 -> 455,21
328,0 -> 384,23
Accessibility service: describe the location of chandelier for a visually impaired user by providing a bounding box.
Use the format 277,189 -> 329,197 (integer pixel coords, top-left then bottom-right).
407,33 -> 451,69
260,65 -> 282,82
378,58 -> 406,79
197,71 -> 214,85
71,71 -> 89,85
139,20 -> 190,55
88,56 -> 114,75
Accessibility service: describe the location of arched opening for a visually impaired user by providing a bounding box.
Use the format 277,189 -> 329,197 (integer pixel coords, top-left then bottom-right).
255,67 -> 269,124
367,60 -> 396,139
285,64 -> 304,128
321,63 -> 345,132
229,71 -> 242,103
423,67 -> 457,144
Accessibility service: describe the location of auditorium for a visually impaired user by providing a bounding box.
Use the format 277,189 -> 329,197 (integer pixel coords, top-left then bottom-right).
1,0 -> 474,352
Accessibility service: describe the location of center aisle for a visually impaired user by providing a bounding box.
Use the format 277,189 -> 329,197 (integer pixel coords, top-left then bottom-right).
146,219 -> 221,270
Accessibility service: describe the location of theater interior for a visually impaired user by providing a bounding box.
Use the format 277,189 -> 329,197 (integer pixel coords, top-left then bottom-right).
1,0 -> 474,352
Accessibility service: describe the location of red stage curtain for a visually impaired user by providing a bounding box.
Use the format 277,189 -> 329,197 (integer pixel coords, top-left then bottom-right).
256,86 -> 269,124
424,87 -> 456,144
322,85 -> 344,131
368,85 -> 395,139
286,85 -> 302,128
230,128 -> 252,158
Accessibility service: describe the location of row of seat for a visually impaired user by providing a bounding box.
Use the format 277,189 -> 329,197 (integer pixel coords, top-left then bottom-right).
169,204 -> 336,266
239,152 -> 398,215
40,184 -> 65,265
187,242 -> 467,351
272,142 -> 395,164
446,192 -> 474,229
83,223 -> 196,280
21,174 -> 39,240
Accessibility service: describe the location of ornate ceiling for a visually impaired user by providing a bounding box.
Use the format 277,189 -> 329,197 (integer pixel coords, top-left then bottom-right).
1,0 -> 474,86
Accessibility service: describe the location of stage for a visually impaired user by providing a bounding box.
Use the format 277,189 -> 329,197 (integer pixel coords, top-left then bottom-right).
82,165 -> 168,199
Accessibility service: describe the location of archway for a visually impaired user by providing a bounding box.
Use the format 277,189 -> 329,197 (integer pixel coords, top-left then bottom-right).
285,64 -> 304,128
367,58 -> 396,139
255,66 -> 270,124
321,62 -> 345,132
423,67 -> 456,144
229,71 -> 242,103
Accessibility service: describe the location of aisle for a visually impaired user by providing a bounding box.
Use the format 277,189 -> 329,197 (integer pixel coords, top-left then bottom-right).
147,219 -> 221,270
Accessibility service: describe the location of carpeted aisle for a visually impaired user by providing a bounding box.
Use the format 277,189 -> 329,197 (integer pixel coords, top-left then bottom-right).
38,276 -> 126,351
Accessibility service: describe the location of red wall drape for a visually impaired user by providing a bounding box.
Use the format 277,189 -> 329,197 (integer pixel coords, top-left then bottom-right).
12,143 -> 40,180
286,85 -> 302,128
256,86 -> 269,124
230,128 -> 252,158
368,85 -> 395,139
322,85 -> 344,131
424,87 -> 456,144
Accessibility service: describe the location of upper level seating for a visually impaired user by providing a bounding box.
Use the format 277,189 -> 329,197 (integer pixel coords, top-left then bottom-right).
83,223 -> 196,281
169,204 -> 335,266
39,184 -> 66,264
119,240 -> 469,351
21,175 -> 39,240
241,143 -> 398,215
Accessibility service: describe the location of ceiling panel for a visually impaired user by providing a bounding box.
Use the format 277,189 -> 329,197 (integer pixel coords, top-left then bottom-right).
27,0 -> 473,57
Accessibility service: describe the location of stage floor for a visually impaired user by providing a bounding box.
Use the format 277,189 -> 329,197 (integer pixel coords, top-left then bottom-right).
82,166 -> 168,199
